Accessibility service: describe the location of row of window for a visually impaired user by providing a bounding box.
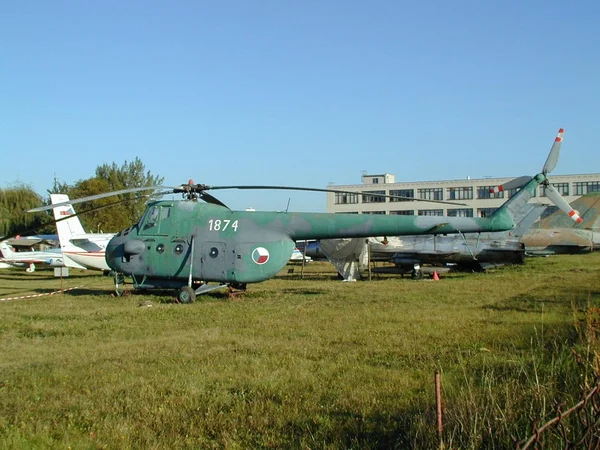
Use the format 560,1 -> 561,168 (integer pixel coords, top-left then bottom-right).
354,208 -> 497,217
334,181 -> 598,204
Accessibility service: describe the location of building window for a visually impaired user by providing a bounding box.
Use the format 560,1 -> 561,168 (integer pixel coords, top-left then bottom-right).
389,189 -> 415,202
447,208 -> 474,217
541,205 -> 559,219
362,191 -> 386,203
477,186 -> 504,199
447,187 -> 473,200
390,210 -> 415,215
418,209 -> 443,216
477,208 -> 498,218
541,182 -> 569,197
573,182 -> 600,195
417,188 -> 443,201
335,192 -> 359,204
372,178 -> 379,184
363,211 -> 385,214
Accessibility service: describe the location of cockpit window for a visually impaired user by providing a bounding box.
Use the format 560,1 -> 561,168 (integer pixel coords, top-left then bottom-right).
140,206 -> 171,235
143,206 -> 160,230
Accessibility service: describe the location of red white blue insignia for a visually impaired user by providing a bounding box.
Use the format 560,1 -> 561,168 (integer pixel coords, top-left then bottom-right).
251,247 -> 269,265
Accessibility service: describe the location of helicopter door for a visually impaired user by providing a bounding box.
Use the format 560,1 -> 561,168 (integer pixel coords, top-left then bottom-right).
199,242 -> 229,281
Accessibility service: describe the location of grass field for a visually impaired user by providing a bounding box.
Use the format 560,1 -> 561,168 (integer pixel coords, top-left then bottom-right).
0,254 -> 599,449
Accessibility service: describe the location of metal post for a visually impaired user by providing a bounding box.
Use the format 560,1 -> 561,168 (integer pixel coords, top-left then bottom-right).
367,239 -> 372,281
188,236 -> 195,288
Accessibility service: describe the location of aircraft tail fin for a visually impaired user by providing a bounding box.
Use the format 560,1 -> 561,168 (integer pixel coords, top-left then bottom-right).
51,194 -> 86,246
538,192 -> 600,230
0,241 -> 15,258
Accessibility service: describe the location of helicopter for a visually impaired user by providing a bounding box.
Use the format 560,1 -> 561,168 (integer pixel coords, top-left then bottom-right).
31,128 -> 573,303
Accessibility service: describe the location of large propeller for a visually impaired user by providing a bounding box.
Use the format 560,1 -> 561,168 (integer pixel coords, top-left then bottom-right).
488,128 -> 581,223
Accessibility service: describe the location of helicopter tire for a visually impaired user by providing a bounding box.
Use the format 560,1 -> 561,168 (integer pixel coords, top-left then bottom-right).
411,269 -> 423,280
177,286 -> 196,304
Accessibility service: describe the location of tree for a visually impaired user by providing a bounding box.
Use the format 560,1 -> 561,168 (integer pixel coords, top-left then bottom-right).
0,184 -> 50,239
49,158 -> 164,233
95,157 -> 164,228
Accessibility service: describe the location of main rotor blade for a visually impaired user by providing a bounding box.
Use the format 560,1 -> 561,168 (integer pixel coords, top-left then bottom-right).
28,186 -> 176,212
542,128 -> 564,175
545,184 -> 582,223
200,192 -> 230,209
207,185 -> 468,206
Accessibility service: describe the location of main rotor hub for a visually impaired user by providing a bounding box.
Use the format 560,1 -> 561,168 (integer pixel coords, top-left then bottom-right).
175,182 -> 211,201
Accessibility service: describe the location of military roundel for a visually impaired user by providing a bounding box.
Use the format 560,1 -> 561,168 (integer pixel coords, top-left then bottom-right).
251,247 -> 270,265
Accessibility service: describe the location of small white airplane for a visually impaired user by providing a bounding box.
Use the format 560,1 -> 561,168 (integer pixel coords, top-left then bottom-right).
51,194 -> 114,272
0,240 -> 64,272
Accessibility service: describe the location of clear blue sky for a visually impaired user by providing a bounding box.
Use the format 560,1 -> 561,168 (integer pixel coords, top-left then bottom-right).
2,1 -> 599,212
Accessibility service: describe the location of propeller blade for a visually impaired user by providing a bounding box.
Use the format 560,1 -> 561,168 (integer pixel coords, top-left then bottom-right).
541,128 -> 564,175
489,176 -> 533,194
207,185 -> 469,206
545,184 -> 582,223
28,186 -> 177,212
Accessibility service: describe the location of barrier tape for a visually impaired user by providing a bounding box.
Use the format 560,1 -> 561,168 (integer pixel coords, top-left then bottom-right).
0,285 -> 84,302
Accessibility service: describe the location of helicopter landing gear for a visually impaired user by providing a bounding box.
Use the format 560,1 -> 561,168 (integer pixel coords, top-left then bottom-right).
411,264 -> 423,280
113,272 -> 126,297
177,286 -> 196,304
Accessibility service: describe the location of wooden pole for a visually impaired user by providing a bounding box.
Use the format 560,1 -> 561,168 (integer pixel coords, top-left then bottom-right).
435,371 -> 443,447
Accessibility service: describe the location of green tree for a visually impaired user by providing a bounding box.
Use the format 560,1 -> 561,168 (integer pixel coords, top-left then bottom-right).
0,184 -> 50,239
95,157 -> 164,228
49,158 -> 164,233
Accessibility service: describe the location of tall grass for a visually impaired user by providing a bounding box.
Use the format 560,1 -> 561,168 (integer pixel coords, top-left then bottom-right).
0,254 -> 599,449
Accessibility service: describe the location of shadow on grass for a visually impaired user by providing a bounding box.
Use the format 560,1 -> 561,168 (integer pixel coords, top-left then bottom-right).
485,286 -> 600,313
284,408 -> 410,449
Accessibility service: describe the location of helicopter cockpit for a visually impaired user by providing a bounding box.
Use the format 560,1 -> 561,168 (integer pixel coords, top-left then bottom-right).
139,204 -> 172,235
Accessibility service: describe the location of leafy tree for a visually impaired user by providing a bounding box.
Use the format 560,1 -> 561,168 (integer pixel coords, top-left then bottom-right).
95,157 -> 164,228
49,158 -> 164,233
0,184 -> 50,239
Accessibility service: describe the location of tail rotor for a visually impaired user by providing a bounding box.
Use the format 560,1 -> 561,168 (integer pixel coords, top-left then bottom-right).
489,128 -> 580,223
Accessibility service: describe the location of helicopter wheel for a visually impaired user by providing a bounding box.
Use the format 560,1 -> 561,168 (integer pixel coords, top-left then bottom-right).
411,269 -> 423,280
177,286 -> 196,304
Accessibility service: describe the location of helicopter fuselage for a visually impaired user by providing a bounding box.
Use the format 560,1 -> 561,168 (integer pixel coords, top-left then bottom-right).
105,199 -> 515,288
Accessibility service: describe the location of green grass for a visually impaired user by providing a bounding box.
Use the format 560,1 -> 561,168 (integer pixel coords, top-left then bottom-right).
0,255 -> 599,449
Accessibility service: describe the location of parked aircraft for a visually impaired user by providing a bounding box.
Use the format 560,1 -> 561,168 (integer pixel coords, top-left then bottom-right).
50,194 -> 114,272
522,192 -> 600,255
313,203 -> 548,280
315,193 -> 600,280
29,128 -> 570,301
0,241 -> 64,272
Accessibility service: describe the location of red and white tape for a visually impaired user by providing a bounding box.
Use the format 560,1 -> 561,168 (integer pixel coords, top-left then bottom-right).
0,285 -> 83,302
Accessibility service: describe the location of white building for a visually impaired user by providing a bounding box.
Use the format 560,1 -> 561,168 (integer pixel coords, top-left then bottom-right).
326,173 -> 600,218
